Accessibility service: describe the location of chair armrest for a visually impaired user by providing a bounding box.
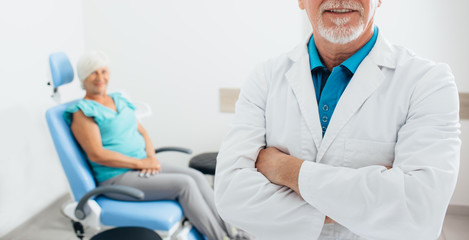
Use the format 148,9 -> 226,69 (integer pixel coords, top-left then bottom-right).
155,147 -> 193,155
75,185 -> 144,220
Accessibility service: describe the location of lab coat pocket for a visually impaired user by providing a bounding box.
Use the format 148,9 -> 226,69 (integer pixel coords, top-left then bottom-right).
344,139 -> 395,169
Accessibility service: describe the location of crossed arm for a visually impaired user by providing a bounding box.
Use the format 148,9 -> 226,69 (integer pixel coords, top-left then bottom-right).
255,147 -> 339,224
70,110 -> 160,174
255,147 -> 395,224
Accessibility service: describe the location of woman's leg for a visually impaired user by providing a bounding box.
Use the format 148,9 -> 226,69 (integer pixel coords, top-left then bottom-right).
99,170 -> 228,240
159,162 -> 234,235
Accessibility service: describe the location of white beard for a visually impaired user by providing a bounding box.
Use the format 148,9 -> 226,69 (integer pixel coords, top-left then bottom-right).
318,17 -> 365,44
317,1 -> 365,44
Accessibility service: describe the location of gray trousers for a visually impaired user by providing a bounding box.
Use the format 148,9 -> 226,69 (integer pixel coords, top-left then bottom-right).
99,163 -> 232,240
318,223 -> 367,240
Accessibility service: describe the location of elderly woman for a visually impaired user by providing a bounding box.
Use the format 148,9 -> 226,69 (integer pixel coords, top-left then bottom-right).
64,51 -> 246,240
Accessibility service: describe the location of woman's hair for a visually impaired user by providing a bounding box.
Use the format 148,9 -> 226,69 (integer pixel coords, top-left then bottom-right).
76,51 -> 110,89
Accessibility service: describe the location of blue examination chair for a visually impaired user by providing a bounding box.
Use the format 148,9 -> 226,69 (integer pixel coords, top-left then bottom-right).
46,52 -> 205,240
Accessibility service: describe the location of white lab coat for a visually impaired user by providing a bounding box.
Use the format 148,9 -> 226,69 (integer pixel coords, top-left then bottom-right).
214,32 -> 460,240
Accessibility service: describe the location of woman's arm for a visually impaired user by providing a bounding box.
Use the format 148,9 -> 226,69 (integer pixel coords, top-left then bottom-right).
137,123 -> 156,159
137,122 -> 161,174
70,110 -> 159,170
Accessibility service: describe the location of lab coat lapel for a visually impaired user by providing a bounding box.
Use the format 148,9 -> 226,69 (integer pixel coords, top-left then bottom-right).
316,48 -> 386,162
286,46 -> 323,151
285,33 -> 395,162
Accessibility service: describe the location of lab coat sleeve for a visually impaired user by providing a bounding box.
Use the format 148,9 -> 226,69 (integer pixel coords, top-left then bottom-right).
298,63 -> 461,240
214,63 -> 325,240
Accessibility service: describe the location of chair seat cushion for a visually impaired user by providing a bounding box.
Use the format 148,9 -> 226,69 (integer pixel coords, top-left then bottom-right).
188,152 -> 218,175
97,197 -> 183,231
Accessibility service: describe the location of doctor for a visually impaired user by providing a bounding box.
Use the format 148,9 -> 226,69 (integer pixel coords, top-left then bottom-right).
214,0 -> 460,239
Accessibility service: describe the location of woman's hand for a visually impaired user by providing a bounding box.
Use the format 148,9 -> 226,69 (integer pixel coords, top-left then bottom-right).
138,156 -> 161,177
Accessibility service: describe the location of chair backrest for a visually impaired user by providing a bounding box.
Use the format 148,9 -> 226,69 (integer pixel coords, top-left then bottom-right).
46,101 -> 97,201
49,52 -> 74,88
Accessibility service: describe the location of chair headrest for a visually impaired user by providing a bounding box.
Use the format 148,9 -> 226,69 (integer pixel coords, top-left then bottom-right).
49,52 -> 74,88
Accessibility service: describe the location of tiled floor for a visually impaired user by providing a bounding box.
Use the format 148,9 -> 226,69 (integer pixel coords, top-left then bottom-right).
3,195 -> 99,240
3,195 -> 469,240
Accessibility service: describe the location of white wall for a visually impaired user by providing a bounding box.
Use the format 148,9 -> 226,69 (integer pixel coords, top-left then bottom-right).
0,0 -> 85,237
373,0 -> 469,206
82,0 -> 305,165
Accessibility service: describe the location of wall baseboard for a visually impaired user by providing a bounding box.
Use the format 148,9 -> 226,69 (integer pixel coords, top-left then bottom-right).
447,204 -> 469,216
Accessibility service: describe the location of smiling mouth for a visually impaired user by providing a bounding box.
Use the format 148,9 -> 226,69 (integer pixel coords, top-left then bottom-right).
325,9 -> 357,13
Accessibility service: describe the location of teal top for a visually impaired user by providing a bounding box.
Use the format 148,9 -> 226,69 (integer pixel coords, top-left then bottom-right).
308,26 -> 379,136
63,92 -> 147,183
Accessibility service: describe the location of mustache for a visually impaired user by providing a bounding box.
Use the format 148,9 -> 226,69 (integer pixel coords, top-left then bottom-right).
319,0 -> 364,14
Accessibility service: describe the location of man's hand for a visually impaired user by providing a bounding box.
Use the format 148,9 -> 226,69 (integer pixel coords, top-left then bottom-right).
324,216 -> 336,224
255,148 -> 285,185
255,147 -> 303,194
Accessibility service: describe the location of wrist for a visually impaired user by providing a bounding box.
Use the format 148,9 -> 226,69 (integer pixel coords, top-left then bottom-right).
134,158 -> 143,169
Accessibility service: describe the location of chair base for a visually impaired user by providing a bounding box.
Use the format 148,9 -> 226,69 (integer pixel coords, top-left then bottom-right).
91,227 -> 162,240
62,200 -> 102,231
62,200 -> 205,240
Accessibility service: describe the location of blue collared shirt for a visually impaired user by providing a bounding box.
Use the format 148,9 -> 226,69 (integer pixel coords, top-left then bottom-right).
308,26 -> 378,136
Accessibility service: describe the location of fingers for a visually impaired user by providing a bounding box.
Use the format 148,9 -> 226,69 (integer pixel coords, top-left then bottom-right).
139,169 -> 151,178
138,169 -> 147,177
138,157 -> 162,177
139,168 -> 160,178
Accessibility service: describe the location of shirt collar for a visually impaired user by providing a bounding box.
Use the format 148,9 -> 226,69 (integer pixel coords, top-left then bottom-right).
308,35 -> 325,71
308,26 -> 379,74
